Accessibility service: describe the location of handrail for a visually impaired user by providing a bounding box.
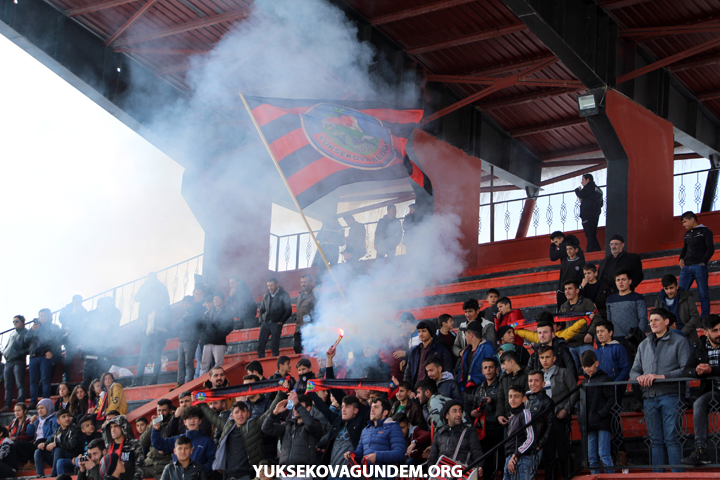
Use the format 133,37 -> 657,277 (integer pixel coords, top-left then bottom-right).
480,186 -> 606,207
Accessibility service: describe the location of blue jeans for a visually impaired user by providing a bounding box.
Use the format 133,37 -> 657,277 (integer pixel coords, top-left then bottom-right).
679,263 -> 710,316
194,342 -> 204,379
644,394 -> 684,472
35,447 -> 73,476
177,341 -> 197,384
56,458 -> 76,475
570,344 -> 594,375
502,450 -> 541,480
587,430 -> 614,473
28,356 -> 53,403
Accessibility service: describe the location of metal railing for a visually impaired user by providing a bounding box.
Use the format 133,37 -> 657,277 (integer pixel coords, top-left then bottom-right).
675,168 -> 718,215
269,219 -> 407,272
580,376 -> 720,472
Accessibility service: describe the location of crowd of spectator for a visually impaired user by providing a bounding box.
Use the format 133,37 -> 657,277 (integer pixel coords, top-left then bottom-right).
0,191 -> 717,480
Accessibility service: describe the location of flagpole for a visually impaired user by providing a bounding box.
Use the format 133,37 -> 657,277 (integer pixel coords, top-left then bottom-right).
239,92 -> 347,302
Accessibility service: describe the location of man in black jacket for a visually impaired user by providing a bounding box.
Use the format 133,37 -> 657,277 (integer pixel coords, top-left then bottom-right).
549,231 -> 581,262
227,276 -> 258,329
427,401 -> 484,473
679,211 -> 715,316
525,371 -> 553,472
574,174 -> 604,252
198,293 -> 234,375
313,395 -> 365,469
294,275 -> 315,354
159,437 -> 207,480
471,358 -> 502,480
257,278 -> 292,358
261,392 -> 323,466
597,235 -> 644,294
556,237 -> 585,310
25,308 -> 62,409
682,314 -> 720,466
1,316 -> 28,412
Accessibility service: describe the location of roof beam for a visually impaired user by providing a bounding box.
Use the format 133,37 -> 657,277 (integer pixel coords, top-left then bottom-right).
106,0 -> 161,45
113,47 -> 210,54
406,23 -> 527,55
510,117 -> 587,137
666,52 -> 720,72
369,0 -> 477,25
66,0 -> 140,17
464,54 -> 556,77
617,35 -> 720,84
477,87 -> 582,110
539,164 -> 606,186
539,146 -> 603,161
542,158 -> 606,167
600,0 -> 653,10
113,10 -> 250,47
621,23 -> 720,39
697,89 -> 720,102
501,0 -> 617,89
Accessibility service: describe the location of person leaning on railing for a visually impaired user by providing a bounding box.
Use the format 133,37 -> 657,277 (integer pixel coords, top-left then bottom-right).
682,313 -> 720,466
629,307 -> 692,473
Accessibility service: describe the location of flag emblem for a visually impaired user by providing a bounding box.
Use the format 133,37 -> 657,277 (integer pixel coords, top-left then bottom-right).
301,104 -> 395,169
196,392 -> 206,401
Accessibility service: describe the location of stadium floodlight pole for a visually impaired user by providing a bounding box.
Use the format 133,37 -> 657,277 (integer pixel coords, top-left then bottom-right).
239,92 -> 347,302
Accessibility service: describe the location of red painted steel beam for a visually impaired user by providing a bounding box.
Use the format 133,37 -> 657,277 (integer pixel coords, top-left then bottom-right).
66,0 -> 140,17
406,23 -> 527,55
113,10 -> 250,47
622,23 -> 720,38
539,145 -> 603,161
464,55 -> 556,77
539,164 -> 606,186
106,0 -> 162,45
697,89 -> 720,102
425,74 -> 496,85
510,118 -> 587,137
369,0 -> 478,25
617,35 -> 720,84
517,78 -> 584,87
422,84 -> 501,124
542,158 -> 606,168
667,52 -> 720,72
477,88 -> 582,110
600,0 -> 653,10
114,47 -> 210,54
515,198 -> 536,239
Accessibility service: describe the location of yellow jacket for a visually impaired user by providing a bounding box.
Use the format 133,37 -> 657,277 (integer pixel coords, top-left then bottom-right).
105,382 -> 127,415
515,318 -> 588,344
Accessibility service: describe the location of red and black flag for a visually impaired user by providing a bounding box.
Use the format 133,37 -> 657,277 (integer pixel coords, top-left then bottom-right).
245,96 -> 432,208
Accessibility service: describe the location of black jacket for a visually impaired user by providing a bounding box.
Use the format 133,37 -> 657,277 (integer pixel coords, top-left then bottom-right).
684,335 -> 720,396
549,235 -> 580,262
227,281 -> 258,323
680,225 -> 715,265
178,304 -> 204,344
49,424 -> 83,456
597,251 -> 644,293
135,279 -> 170,322
2,327 -> 28,362
427,424 -> 484,467
528,337 -> 576,381
524,390 -> 553,449
259,287 -> 292,325
159,460 -> 208,480
262,404 -> 323,466
472,378 -> 500,426
24,321 -> 62,359
312,392 -> 365,464
496,370 -> 529,420
200,306 -> 234,346
583,369 -> 614,431
575,180 -> 604,220
558,253 -> 586,291
0,438 -> 17,471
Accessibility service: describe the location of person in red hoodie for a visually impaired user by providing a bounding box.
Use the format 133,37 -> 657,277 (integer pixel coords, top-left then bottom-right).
9,403 -> 33,468
495,298 -> 524,346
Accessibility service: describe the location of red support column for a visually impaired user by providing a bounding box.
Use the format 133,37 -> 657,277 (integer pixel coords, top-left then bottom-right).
516,198 -> 536,239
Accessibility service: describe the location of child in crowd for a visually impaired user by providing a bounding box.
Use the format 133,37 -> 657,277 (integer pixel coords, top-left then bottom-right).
581,351 -> 615,474
503,386 -> 538,480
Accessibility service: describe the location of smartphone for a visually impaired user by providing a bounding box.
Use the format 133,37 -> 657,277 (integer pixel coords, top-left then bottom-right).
152,414 -> 164,425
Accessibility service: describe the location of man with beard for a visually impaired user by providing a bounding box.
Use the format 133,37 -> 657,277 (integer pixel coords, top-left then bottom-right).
257,279 -> 292,358
427,402 -> 483,475
597,235 -> 644,294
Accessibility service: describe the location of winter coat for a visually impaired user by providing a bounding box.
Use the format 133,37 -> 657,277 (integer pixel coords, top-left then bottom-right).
84,306 -> 122,356
559,297 -> 602,348
403,339 -> 453,388
597,251 -> 644,293
78,464 -> 102,480
311,392 -> 366,463
100,382 -> 127,416
159,459 -> 208,480
505,406 -> 537,458
375,215 -> 402,253
528,337 -> 577,381
9,417 -> 31,442
165,414 -> 213,439
472,378 -> 500,426
549,235 -> 580,262
654,289 -> 701,344
262,403 -> 323,465
351,418 -> 405,465
200,306 -> 234,346
345,222 -> 367,259
201,392 -> 283,469
141,416 -> 172,473
452,320 -> 497,358
258,287 -> 292,325
575,180 -> 604,220
583,369 -> 614,431
495,370 -> 528,420
135,278 -> 170,323
558,253 -> 586,291
543,366 -> 579,414
595,341 -> 630,382
226,280 -> 257,324
496,343 -> 530,368
606,292 -> 648,338
457,341 -> 497,390
2,327 -> 28,362
178,304 -> 204,344
59,303 -> 88,342
683,335 -> 720,396
151,429 -> 216,473
680,224 -> 715,265
0,438 -> 17,472
390,400 -> 426,430
49,423 -> 83,455
27,413 -> 57,441
423,393 -> 452,430
630,330 -> 692,398
24,321 -> 62,359
436,372 -> 463,403
103,416 -> 145,480
524,390 -> 553,449
294,287 -> 315,329
427,424 -> 484,467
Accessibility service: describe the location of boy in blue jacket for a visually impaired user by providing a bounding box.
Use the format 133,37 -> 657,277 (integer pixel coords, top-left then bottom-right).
594,320 -> 630,466
457,321 -> 497,392
344,398 -> 405,467
151,407 -> 216,473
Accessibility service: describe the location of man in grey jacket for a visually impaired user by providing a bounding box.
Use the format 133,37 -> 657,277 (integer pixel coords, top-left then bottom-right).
630,308 -> 692,473
257,278 -> 292,358
1,316 -> 28,412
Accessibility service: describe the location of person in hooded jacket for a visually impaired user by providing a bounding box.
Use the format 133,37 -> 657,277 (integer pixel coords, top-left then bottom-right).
679,211 -> 715,316
574,174 -> 604,252
403,321 -> 453,389
102,416 -> 144,480
257,278 -> 292,359
34,408 -> 82,477
580,351 -> 615,473
344,398 -> 405,467
262,391 -> 324,466
653,274 -> 701,344
424,357 -> 462,404
27,399 -> 57,447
